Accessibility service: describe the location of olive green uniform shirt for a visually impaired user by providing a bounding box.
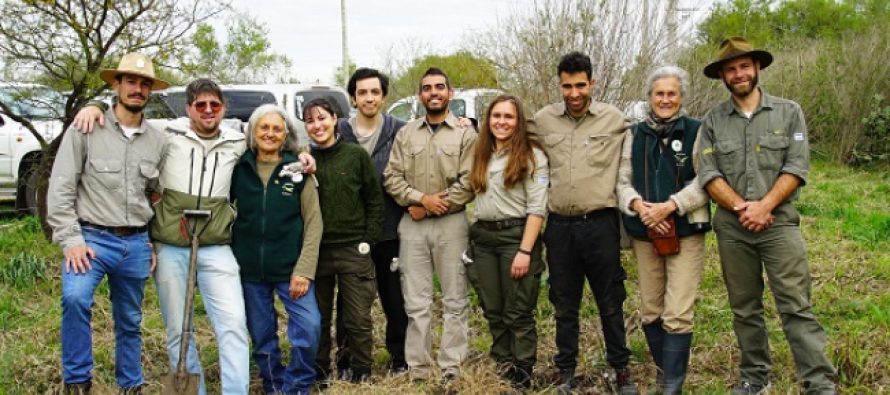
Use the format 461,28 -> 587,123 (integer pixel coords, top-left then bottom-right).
529,101 -> 628,215
696,89 -> 809,224
383,112 -> 477,213
473,147 -> 549,221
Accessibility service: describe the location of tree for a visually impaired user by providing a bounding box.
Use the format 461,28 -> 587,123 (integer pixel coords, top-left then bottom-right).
471,0 -> 675,111
388,51 -> 498,102
0,0 -> 227,235
180,15 -> 296,83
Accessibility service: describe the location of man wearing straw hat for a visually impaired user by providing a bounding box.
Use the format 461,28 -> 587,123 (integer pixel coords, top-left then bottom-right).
696,37 -> 837,394
48,52 -> 169,394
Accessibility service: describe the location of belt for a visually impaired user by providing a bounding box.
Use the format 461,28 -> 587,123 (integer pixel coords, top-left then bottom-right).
475,218 -> 526,230
548,208 -> 616,222
80,221 -> 147,237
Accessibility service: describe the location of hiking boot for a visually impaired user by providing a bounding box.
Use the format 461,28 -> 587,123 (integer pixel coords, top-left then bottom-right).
731,381 -> 770,394
511,365 -> 533,390
614,368 -> 640,395
441,368 -> 459,384
119,385 -> 142,395
351,367 -> 371,383
555,368 -> 578,394
64,381 -> 91,395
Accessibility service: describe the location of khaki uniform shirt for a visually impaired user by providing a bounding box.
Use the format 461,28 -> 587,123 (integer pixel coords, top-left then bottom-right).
474,147 -> 549,221
47,107 -> 166,252
383,112 -> 477,213
530,101 -> 628,215
696,90 -> 809,224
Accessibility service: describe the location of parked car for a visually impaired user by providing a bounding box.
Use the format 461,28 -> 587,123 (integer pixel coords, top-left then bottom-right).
0,83 -> 65,213
386,88 -> 502,128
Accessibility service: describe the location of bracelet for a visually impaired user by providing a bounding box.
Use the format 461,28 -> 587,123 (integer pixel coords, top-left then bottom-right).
517,248 -> 532,256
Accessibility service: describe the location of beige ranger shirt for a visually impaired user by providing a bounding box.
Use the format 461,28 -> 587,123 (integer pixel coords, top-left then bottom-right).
383,112 -> 477,213
47,107 -> 166,252
529,100 -> 628,216
474,147 -> 549,221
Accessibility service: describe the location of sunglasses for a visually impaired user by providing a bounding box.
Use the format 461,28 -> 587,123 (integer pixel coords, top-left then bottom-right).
193,100 -> 222,113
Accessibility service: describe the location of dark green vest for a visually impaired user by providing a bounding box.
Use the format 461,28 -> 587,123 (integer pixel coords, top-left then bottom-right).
230,151 -> 306,282
623,116 -> 711,239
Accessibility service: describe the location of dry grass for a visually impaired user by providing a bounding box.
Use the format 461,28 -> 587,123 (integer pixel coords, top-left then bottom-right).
1,161 -> 888,394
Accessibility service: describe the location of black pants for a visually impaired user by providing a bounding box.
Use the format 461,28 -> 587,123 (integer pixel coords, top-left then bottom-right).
336,239 -> 408,369
543,209 -> 631,370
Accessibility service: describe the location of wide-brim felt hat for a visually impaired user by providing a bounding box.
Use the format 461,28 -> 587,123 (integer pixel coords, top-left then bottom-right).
99,52 -> 170,90
704,36 -> 773,79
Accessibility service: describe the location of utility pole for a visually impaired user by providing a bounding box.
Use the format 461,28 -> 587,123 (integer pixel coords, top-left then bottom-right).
667,0 -> 679,64
340,0 -> 349,86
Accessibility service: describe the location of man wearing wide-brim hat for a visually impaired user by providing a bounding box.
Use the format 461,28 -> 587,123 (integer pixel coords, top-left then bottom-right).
48,52 -> 169,394
694,37 -> 838,394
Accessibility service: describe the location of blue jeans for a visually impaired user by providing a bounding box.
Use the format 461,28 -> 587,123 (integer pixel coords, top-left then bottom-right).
154,243 -> 250,395
61,226 -> 151,387
242,281 -> 321,394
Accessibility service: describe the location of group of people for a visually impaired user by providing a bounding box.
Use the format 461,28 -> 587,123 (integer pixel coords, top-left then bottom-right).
49,36 -> 837,395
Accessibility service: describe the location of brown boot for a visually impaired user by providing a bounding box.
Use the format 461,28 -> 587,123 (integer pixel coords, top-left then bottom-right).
64,381 -> 91,395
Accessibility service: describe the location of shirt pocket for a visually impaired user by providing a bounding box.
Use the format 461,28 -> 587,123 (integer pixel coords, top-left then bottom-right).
88,158 -> 123,191
437,143 -> 461,180
586,133 -> 615,167
757,135 -> 788,170
542,134 -> 568,168
714,140 -> 743,175
406,143 -> 426,185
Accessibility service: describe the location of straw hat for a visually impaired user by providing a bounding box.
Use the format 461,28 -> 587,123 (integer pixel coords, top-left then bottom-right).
99,52 -> 170,90
703,37 -> 773,79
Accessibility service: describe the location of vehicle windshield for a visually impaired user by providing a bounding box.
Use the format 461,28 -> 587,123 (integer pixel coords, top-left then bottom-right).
0,86 -> 65,120
294,90 -> 350,120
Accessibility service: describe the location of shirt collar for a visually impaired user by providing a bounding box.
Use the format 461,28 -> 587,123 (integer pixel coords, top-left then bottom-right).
726,87 -> 774,116
422,111 -> 460,130
551,100 -> 601,119
107,105 -> 148,135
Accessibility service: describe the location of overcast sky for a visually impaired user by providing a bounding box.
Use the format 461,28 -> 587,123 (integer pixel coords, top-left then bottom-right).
222,0 -> 713,84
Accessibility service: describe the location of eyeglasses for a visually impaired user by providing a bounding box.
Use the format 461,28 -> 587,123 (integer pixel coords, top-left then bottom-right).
193,100 -> 222,113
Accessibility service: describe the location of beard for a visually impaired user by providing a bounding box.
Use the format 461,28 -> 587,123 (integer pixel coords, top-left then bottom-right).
724,72 -> 759,98
424,104 -> 448,117
119,95 -> 147,113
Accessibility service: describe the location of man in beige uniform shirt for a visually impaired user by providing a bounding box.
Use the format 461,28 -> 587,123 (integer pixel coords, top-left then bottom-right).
383,67 -> 476,383
531,52 -> 638,394
48,53 -> 168,394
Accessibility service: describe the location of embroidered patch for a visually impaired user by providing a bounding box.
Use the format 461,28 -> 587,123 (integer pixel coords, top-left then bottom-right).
671,140 -> 683,152
793,132 -> 805,141
702,147 -> 714,156
773,128 -> 784,135
537,175 -> 549,185
282,183 -> 295,196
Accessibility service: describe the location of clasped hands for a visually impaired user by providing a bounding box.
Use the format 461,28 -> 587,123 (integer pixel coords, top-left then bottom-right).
633,199 -> 676,235
408,192 -> 449,221
733,200 -> 775,233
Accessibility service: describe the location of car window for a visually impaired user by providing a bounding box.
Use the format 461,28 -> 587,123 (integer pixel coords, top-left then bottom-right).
0,87 -> 64,120
449,99 -> 466,118
388,102 -> 413,121
144,95 -> 176,119
223,90 -> 278,122
294,90 -> 350,120
161,91 -> 188,117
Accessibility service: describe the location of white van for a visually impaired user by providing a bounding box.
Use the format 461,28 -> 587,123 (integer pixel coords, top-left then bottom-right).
386,88 -> 502,128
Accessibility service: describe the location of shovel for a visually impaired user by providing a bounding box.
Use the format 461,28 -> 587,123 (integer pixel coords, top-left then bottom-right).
160,209 -> 212,395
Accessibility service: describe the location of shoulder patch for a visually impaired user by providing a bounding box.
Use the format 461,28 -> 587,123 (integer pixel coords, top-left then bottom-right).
794,132 -> 805,141
702,147 -> 714,156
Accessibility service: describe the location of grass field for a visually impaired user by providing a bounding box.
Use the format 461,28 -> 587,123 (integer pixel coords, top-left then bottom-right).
0,160 -> 887,394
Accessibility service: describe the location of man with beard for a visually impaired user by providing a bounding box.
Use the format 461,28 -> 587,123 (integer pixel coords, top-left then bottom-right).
530,51 -> 638,394
696,37 -> 837,394
329,68 -> 409,379
48,53 -> 169,394
383,67 -> 476,383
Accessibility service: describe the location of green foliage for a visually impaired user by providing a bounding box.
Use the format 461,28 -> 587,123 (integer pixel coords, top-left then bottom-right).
180,16 -> 295,84
0,252 -> 51,288
852,94 -> 890,164
389,51 -> 498,101
698,0 -> 888,45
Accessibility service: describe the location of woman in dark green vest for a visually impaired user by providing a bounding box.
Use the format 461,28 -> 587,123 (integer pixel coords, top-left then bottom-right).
616,66 -> 711,394
230,104 -> 323,395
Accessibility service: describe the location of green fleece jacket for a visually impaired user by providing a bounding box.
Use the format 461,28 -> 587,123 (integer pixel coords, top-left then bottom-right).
311,138 -> 384,246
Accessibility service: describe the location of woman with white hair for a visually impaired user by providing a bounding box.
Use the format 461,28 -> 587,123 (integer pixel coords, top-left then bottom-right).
616,66 -> 711,394
230,104 -> 323,394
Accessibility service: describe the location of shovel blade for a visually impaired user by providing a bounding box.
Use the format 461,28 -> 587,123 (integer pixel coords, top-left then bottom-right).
159,371 -> 200,395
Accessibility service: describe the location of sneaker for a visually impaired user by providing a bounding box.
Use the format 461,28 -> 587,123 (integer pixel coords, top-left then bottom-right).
731,381 -> 770,395
614,368 -> 639,395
